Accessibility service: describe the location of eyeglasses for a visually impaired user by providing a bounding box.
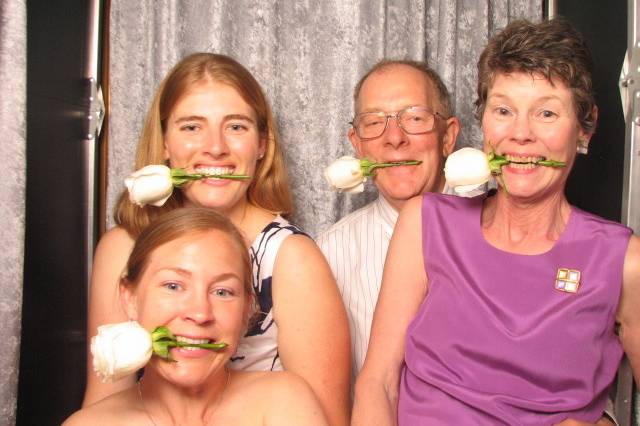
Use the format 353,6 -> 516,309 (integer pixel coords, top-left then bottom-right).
350,106 -> 445,140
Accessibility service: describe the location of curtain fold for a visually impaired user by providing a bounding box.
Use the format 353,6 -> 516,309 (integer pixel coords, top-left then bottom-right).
0,0 -> 26,424
107,0 -> 541,237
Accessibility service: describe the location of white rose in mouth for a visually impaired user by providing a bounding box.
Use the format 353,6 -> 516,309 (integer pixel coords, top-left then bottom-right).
444,147 -> 492,195
324,156 -> 365,193
124,165 -> 173,207
91,321 -> 153,383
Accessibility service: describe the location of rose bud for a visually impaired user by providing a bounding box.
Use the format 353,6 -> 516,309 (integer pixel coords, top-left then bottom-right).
124,165 -> 174,207
324,156 -> 366,193
91,321 -> 153,383
444,147 -> 492,195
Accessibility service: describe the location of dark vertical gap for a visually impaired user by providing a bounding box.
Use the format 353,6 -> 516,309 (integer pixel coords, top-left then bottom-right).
18,1 -> 101,424
557,1 -> 626,223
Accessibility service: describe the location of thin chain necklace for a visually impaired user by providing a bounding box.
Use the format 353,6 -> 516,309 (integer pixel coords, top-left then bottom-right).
137,368 -> 231,426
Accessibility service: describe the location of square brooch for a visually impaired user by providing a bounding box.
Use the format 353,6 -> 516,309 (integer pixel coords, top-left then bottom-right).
555,268 -> 581,293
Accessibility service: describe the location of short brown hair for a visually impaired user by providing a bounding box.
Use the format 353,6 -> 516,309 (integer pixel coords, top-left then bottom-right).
121,207 -> 252,299
353,59 -> 453,117
475,18 -> 596,133
115,53 -> 293,237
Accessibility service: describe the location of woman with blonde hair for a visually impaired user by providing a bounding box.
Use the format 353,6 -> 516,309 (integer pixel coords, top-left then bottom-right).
68,208 -> 328,425
84,53 -> 350,426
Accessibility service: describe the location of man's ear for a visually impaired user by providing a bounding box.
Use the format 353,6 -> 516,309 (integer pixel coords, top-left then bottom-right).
348,127 -> 365,157
441,116 -> 460,157
120,283 -> 139,321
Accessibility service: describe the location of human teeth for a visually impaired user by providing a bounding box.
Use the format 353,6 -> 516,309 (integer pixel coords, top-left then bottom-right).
509,162 -> 536,169
176,336 -> 211,344
195,167 -> 235,175
505,154 -> 544,164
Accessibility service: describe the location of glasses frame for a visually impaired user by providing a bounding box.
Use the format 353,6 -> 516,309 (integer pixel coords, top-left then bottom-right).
350,106 -> 446,141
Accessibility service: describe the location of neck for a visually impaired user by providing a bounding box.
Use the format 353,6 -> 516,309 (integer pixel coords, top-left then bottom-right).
138,367 -> 230,425
482,190 -> 571,254
385,196 -> 404,212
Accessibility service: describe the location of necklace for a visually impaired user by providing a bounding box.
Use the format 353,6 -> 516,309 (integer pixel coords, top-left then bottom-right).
137,368 -> 231,426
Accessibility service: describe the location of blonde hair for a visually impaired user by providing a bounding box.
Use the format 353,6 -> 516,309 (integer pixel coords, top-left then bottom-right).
115,53 -> 293,237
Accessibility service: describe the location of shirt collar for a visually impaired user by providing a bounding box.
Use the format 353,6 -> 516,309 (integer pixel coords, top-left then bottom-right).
375,195 -> 399,236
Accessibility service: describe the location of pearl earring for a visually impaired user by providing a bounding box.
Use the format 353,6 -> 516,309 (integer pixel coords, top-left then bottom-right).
577,139 -> 588,155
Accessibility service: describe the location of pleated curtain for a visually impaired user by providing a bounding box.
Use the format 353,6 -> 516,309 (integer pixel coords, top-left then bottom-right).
0,0 -> 26,424
107,0 -> 541,236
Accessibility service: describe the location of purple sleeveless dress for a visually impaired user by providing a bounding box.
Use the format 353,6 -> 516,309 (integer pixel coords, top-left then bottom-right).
398,193 -> 632,425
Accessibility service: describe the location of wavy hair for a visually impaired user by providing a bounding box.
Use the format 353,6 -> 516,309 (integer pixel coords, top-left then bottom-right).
475,18 -> 596,133
115,53 -> 293,237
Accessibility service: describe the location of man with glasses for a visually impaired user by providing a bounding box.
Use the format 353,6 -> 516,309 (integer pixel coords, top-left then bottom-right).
318,60 -> 460,378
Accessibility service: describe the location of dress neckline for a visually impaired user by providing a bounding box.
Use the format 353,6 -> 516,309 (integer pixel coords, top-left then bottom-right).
474,195 -> 576,257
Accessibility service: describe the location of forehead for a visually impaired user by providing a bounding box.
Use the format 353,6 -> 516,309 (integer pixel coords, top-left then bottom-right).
170,80 -> 256,118
147,230 -> 244,270
487,72 -> 574,103
357,65 -> 437,113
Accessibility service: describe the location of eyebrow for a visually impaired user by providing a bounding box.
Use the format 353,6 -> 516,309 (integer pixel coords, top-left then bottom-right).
172,114 -> 256,125
358,104 -> 430,114
488,93 -> 563,103
224,113 -> 256,124
155,267 -> 242,283
173,115 -> 205,125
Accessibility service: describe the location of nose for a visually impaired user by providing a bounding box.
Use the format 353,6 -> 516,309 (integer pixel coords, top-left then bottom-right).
182,291 -> 215,325
510,113 -> 535,144
383,115 -> 408,149
203,128 -> 230,158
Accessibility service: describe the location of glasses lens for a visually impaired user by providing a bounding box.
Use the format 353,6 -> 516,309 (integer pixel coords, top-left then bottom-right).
355,112 -> 387,139
399,108 -> 435,134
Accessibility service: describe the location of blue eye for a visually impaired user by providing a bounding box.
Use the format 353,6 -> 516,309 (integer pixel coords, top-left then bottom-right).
163,282 -> 182,291
213,288 -> 233,297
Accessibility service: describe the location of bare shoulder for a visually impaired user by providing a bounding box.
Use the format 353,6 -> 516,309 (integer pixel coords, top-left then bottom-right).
64,389 -> 139,426
273,231 -> 335,286
91,226 -> 135,280
619,235 -> 640,317
278,232 -> 320,257
398,194 -> 423,220
246,371 -> 328,425
95,226 -> 135,255
229,370 -> 318,405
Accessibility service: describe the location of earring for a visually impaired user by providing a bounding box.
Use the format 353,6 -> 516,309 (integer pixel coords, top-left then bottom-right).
258,154 -> 264,160
577,139 -> 589,155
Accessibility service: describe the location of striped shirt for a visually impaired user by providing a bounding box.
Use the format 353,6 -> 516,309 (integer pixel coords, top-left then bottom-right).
317,184 -> 470,379
317,195 -> 398,378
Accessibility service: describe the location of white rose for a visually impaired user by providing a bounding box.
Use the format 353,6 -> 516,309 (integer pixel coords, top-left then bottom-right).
124,165 -> 174,207
91,321 -> 153,383
444,147 -> 492,195
324,156 -> 365,193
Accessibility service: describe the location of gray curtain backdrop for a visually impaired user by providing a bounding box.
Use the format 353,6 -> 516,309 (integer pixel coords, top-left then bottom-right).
107,0 -> 541,236
0,0 -> 26,424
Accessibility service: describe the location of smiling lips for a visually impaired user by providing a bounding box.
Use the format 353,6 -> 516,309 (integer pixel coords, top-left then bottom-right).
504,154 -> 545,170
176,335 -> 214,351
